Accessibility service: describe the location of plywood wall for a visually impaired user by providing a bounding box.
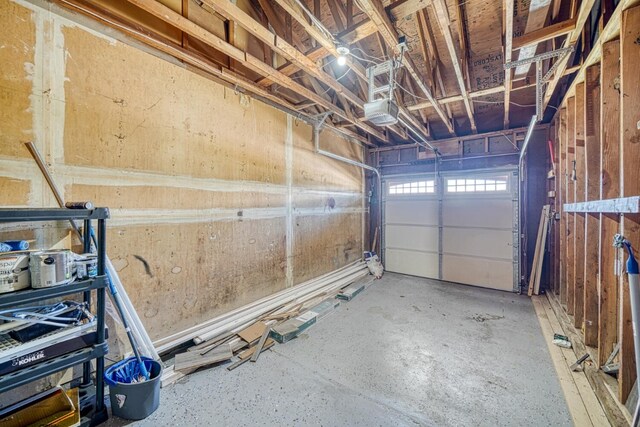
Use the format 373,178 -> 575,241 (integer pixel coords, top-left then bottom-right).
0,0 -> 366,345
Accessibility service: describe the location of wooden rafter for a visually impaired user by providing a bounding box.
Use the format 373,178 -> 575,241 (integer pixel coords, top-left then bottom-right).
430,0 -> 476,132
409,85 -> 507,110
201,0 -> 367,109
270,0 -> 367,80
355,0 -> 454,134
543,0 -> 598,108
512,17 -> 577,49
123,0 -> 387,142
416,9 -> 453,123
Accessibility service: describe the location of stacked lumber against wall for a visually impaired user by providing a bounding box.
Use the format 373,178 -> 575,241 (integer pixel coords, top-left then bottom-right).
0,0 -> 365,350
550,0 -> 640,410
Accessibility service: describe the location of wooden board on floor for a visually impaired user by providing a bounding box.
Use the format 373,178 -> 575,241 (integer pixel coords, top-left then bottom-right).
546,292 -> 629,426
238,338 -> 275,360
237,321 -> 268,344
174,343 -> 233,372
532,296 -> 609,426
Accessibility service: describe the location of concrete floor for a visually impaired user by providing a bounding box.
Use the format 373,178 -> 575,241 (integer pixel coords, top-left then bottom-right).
106,273 -> 572,426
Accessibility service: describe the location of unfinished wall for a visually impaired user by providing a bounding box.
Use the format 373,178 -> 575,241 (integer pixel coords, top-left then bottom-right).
0,0 -> 365,345
548,3 -> 640,417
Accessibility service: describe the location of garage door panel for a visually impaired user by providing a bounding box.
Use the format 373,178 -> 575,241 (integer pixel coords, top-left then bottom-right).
383,170 -> 518,292
442,255 -> 513,291
442,198 -> 513,228
443,227 -> 513,259
385,249 -> 439,278
385,199 -> 438,225
385,224 -> 438,252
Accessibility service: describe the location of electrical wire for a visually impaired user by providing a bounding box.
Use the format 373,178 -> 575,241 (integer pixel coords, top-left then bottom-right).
349,47 -> 390,63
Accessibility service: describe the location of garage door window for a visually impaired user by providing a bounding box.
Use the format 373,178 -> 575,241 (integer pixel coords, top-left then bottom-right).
388,180 -> 435,195
446,177 -> 508,193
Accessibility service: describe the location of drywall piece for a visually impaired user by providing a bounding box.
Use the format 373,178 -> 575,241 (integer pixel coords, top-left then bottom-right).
174,343 -> 233,372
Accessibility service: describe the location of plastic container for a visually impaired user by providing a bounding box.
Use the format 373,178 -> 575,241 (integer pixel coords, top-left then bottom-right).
104,357 -> 162,420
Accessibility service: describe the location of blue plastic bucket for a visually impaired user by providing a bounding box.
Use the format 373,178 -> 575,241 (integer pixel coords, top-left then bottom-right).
105,357 -> 162,420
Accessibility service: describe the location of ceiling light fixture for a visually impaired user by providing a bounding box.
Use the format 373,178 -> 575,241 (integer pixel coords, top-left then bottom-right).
336,44 -> 350,66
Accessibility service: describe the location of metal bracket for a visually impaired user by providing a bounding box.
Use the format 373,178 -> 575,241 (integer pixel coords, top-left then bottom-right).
311,111 -> 332,130
504,46 -> 574,121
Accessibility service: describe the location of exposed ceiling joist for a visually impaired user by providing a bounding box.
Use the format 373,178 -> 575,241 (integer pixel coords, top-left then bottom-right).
416,9 -> 454,121
431,0 -> 477,132
513,0 -> 554,75
123,0 -> 388,142
512,17 -> 576,49
543,0 -> 597,107
387,0 -> 431,20
270,0 -> 366,81
355,0 -> 454,134
200,0 -> 366,109
408,81 -> 536,111
409,85 -> 505,110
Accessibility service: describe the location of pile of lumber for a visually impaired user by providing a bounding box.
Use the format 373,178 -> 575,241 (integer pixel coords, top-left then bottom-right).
160,261 -> 371,386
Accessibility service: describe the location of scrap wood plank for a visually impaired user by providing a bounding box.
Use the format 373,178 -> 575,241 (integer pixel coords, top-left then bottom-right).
188,331 -> 235,352
237,321 -> 267,344
546,293 -> 627,426
227,340 -> 275,371
251,326 -> 272,362
534,206 -> 551,295
531,297 -> 605,426
529,205 -> 550,296
174,343 -> 233,373
238,338 -> 275,360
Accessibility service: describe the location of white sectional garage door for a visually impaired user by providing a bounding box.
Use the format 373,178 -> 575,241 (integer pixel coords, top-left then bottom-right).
383,169 -> 519,292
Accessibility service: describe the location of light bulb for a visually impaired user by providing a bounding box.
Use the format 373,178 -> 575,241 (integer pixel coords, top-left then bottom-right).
337,55 -> 347,66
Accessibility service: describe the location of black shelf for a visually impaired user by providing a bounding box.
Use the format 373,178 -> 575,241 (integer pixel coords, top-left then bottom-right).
0,208 -> 109,223
0,344 -> 108,393
0,277 -> 108,309
0,208 -> 109,425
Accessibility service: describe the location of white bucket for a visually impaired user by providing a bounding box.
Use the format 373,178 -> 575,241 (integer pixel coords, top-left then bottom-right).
0,253 -> 31,293
30,250 -> 74,288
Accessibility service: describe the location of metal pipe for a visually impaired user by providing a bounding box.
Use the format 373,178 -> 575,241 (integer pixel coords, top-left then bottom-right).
313,125 -> 384,258
516,115 -> 537,292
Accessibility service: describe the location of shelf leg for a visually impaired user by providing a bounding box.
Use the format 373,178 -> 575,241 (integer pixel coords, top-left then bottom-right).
82,219 -> 93,388
95,218 -> 107,415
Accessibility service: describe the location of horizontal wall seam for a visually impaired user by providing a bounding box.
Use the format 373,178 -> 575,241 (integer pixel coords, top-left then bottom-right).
0,157 -> 363,197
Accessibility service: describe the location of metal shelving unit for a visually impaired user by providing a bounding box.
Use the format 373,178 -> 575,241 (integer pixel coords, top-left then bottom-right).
0,208 -> 110,426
